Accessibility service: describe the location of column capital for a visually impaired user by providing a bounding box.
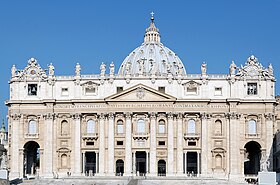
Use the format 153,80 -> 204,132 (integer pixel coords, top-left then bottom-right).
108,112 -> 114,119
10,114 -> 22,120
265,113 -> 274,121
167,112 -> 173,119
200,112 -> 210,120
72,113 -> 81,120
150,112 -> 157,119
125,112 -> 132,119
43,113 -> 54,120
98,113 -> 106,120
175,112 -> 183,119
226,112 -> 241,120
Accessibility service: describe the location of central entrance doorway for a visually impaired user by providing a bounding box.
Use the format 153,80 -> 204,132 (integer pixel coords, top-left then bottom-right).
85,152 -> 96,176
136,151 -> 146,176
187,152 -> 198,175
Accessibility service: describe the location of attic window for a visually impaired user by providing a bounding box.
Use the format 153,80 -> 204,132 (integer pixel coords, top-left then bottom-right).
117,87 -> 123,93
158,87 -> 165,93
61,88 -> 69,96
186,87 -> 197,95
214,87 -> 222,96
28,84 -> 38,96
85,87 -> 96,95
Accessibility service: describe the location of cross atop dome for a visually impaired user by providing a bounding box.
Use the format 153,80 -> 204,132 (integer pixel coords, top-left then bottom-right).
151,12 -> 154,22
144,12 -> 160,43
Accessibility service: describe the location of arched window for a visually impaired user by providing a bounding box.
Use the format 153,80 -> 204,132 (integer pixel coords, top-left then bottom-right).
215,120 -> 222,135
87,119 -> 96,134
187,119 -> 196,134
158,120 -> 165,134
61,154 -> 68,168
248,119 -> 257,134
61,120 -> 69,135
137,119 -> 145,133
215,154 -> 222,168
117,120 -> 124,134
28,120 -> 37,134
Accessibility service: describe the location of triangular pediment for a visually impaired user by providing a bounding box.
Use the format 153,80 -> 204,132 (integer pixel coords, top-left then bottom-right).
105,84 -> 176,102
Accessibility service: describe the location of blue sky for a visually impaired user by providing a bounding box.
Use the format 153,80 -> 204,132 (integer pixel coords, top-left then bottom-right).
1,0 -> 280,125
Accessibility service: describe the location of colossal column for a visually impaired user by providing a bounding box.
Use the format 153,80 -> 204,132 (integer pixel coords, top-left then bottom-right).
124,112 -> 132,176
98,113 -> 105,175
9,114 -> 21,179
43,113 -> 54,177
73,113 -> 81,175
107,113 -> 115,175
167,112 -> 174,176
229,112 -> 240,178
149,112 -> 157,176
176,113 -> 183,175
200,112 -> 209,176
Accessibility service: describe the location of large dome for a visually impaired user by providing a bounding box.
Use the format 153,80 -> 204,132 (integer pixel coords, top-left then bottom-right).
118,15 -> 186,77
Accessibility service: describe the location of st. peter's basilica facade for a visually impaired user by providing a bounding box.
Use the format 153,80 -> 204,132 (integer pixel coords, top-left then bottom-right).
6,15 -> 278,182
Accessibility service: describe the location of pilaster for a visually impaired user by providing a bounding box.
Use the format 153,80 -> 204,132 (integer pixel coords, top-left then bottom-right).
107,112 -> 115,175
149,112 -> 157,176
200,112 -> 209,176
98,113 -> 105,175
9,114 -> 21,179
176,113 -> 183,175
43,113 -> 54,177
167,112 -> 174,176
124,112 -> 132,176
73,113 -> 81,175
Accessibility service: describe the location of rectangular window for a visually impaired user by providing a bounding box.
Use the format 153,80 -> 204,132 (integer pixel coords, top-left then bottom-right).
28,84 -> 38,96
117,124 -> 124,134
137,119 -> 145,133
214,87 -> 222,96
158,123 -> 165,133
158,87 -> 165,93
117,87 -> 123,93
61,88 -> 69,96
117,141 -> 123,146
86,142 -> 94,146
247,83 -> 258,95
186,87 -> 197,95
188,141 -> 196,146
158,141 -> 165,146
85,87 -> 96,95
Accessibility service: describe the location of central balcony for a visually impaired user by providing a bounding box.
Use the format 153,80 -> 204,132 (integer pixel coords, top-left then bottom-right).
82,133 -> 99,140
133,132 -> 149,140
184,133 -> 200,140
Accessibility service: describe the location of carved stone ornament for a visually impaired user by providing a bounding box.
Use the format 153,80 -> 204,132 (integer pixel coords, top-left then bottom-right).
136,87 -> 145,99
15,57 -> 48,81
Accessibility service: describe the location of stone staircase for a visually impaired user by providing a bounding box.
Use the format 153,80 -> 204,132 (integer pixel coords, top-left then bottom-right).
9,177 -> 248,185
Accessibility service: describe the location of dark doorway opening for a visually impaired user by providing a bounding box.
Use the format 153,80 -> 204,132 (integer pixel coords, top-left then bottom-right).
244,141 -> 261,175
85,152 -> 96,176
116,159 -> 124,176
23,141 -> 40,177
136,151 -> 146,176
187,152 -> 198,175
157,160 -> 166,176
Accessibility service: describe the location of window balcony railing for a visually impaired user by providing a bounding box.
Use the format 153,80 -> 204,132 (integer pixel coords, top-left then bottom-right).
82,133 -> 99,140
133,132 -> 149,140
184,133 -> 200,140
25,133 -> 39,139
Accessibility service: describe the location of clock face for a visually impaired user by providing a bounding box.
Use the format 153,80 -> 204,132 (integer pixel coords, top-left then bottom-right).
247,66 -> 258,77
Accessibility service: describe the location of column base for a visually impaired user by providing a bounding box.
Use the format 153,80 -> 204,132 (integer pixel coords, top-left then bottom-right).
9,172 -> 21,180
